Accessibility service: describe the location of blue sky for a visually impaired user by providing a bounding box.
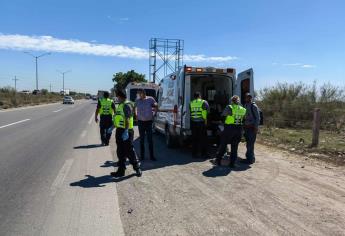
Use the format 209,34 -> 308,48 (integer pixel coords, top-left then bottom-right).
0,0 -> 344,94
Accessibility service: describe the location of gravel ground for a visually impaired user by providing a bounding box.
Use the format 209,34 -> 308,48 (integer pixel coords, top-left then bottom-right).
109,128 -> 345,236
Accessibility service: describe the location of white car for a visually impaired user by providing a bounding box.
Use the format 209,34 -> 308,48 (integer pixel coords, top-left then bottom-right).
63,96 -> 74,104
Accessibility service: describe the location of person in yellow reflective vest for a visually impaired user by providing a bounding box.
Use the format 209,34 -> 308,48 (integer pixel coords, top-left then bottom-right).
111,89 -> 142,178
189,92 -> 209,158
95,91 -> 115,146
214,95 -> 246,168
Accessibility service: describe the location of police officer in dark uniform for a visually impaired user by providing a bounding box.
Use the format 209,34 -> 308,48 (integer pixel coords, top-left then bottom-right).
111,89 -> 142,178
215,95 -> 246,168
189,92 -> 209,158
95,91 -> 115,146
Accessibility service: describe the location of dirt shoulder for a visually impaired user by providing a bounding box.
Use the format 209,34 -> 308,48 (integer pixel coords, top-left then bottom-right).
110,130 -> 345,236
258,127 -> 345,166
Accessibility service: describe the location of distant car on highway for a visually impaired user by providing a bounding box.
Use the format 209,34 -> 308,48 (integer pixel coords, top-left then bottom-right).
91,95 -> 97,101
32,89 -> 41,95
63,96 -> 74,104
19,90 -> 31,95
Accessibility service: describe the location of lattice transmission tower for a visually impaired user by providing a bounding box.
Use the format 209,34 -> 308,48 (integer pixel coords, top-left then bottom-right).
149,38 -> 184,83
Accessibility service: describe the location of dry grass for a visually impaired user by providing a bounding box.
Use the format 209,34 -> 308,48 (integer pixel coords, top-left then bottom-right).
258,127 -> 345,165
0,87 -> 84,109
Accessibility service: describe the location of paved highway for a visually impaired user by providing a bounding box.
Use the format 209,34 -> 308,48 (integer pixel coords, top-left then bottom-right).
0,101 -> 124,236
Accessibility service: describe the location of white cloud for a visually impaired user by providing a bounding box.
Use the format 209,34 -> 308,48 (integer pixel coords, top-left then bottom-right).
0,33 -> 237,63
107,15 -> 129,24
283,63 -> 302,66
278,62 -> 316,68
301,64 -> 316,68
184,54 -> 237,62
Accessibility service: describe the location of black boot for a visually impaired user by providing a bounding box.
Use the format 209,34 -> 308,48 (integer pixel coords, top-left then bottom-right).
229,162 -> 237,168
111,168 -> 125,177
211,158 -> 222,166
135,168 -> 142,177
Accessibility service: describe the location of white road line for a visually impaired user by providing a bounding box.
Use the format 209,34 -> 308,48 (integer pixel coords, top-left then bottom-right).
50,159 -> 74,197
0,119 -> 31,129
53,108 -> 63,113
88,114 -> 94,124
80,130 -> 87,138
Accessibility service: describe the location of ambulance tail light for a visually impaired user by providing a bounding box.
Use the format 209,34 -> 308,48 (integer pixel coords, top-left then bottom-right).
185,67 -> 192,72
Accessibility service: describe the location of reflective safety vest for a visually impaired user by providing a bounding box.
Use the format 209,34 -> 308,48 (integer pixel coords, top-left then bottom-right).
113,101 -> 134,129
190,99 -> 207,121
99,98 -> 114,116
225,104 -> 246,125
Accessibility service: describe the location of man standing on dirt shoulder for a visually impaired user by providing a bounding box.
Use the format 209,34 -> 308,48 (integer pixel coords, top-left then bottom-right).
189,92 -> 209,158
242,93 -> 260,164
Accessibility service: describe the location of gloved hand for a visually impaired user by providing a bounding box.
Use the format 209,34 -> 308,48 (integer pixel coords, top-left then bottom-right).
122,129 -> 129,141
107,126 -> 114,134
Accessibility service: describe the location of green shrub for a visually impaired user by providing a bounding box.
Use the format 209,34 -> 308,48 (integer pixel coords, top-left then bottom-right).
258,82 -> 345,130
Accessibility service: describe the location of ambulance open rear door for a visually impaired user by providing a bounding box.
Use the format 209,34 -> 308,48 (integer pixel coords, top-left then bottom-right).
236,68 -> 254,105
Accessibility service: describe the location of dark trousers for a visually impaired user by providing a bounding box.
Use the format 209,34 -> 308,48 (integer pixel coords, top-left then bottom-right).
116,128 -> 140,170
191,121 -> 208,157
100,115 -> 113,145
138,120 -> 154,159
216,125 -> 242,165
244,127 -> 257,163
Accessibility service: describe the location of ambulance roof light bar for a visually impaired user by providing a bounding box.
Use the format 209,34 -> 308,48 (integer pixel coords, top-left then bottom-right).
185,66 -> 235,74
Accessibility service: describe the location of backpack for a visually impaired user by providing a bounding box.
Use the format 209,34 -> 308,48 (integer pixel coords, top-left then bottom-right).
250,102 -> 264,126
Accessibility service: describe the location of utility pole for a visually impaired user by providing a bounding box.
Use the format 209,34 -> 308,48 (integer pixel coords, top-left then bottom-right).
57,70 -> 71,95
49,83 -> 52,93
311,108 -> 321,147
24,52 -> 51,90
12,76 -> 19,91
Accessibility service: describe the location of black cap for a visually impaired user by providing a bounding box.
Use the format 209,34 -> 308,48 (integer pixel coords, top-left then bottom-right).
245,92 -> 252,98
103,91 -> 110,98
194,91 -> 201,99
116,89 -> 127,99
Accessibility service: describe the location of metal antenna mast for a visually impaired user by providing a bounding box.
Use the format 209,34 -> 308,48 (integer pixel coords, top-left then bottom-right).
149,38 -> 184,83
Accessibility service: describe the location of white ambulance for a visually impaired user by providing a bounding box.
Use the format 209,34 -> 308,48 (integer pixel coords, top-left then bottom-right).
125,82 -> 159,103
154,65 -> 254,147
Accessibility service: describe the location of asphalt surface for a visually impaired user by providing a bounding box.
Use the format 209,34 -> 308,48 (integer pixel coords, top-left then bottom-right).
0,100 -> 124,236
